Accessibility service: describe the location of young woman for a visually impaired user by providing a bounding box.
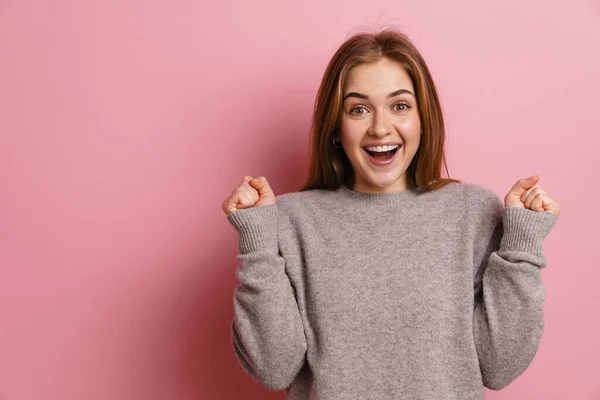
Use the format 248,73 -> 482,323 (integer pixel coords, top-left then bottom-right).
222,29 -> 560,400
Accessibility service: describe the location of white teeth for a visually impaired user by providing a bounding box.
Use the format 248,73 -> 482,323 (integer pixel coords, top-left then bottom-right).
365,144 -> 399,152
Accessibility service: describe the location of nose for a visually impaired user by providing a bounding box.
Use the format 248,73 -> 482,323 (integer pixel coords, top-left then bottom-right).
368,110 -> 391,137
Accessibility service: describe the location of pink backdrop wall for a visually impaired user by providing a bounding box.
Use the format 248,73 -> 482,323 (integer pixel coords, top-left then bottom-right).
1,0 -> 598,399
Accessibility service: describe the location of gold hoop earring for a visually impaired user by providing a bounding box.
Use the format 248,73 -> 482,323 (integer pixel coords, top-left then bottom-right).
333,137 -> 341,148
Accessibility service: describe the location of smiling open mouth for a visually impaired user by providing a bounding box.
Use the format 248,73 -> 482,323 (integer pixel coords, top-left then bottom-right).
363,145 -> 400,162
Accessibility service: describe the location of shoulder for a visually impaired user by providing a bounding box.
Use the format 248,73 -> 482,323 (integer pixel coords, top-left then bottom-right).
276,188 -> 327,207
274,188 -> 334,222
459,182 -> 504,225
423,181 -> 497,204
462,182 -> 502,203
437,181 -> 503,218
446,181 -> 500,204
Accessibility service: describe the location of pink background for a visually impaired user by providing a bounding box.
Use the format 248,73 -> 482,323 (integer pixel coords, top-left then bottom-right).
1,0 -> 598,399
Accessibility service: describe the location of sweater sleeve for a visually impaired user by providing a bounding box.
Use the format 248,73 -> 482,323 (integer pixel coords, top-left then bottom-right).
226,203 -> 308,391
471,189 -> 558,390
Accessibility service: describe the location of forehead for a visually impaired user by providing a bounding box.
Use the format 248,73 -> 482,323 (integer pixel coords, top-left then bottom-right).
344,59 -> 414,94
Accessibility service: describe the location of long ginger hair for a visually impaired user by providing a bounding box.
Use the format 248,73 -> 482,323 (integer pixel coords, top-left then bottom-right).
300,29 -> 461,192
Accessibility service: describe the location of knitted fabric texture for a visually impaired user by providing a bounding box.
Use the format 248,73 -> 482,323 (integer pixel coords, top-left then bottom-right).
226,181 -> 558,400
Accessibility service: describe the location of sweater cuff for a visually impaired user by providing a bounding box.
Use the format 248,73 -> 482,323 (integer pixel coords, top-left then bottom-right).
499,206 -> 558,258
226,204 -> 278,254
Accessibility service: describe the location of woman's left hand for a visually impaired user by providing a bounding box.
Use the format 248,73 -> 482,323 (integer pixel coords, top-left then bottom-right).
504,175 -> 561,216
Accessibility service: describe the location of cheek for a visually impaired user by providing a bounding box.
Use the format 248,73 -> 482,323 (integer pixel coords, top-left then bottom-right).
395,115 -> 420,132
339,118 -> 364,143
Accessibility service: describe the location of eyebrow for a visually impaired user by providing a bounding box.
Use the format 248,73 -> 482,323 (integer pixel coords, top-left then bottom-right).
343,89 -> 415,101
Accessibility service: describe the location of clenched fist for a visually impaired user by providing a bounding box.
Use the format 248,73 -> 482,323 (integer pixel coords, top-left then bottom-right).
222,175 -> 276,216
504,175 -> 560,216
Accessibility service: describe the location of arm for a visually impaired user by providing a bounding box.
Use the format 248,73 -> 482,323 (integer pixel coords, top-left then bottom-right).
472,190 -> 558,390
227,203 -> 307,391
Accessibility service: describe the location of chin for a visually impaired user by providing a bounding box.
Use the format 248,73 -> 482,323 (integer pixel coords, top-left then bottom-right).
365,176 -> 402,189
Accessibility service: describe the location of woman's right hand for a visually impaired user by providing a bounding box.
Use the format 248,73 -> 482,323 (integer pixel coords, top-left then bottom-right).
222,176 -> 277,216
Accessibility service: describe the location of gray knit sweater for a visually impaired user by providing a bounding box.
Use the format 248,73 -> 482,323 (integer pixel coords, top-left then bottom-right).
226,181 -> 558,399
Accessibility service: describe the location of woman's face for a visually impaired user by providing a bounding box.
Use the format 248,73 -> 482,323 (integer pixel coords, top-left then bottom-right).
338,58 -> 421,193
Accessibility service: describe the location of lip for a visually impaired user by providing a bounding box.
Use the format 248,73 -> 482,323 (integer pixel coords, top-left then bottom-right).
363,144 -> 401,166
362,142 -> 402,148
